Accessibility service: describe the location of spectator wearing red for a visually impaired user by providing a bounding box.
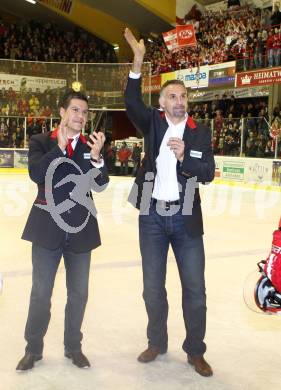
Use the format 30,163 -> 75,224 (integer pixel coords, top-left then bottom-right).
266,30 -> 275,67
40,105 -> 52,117
272,27 -> 281,67
117,141 -> 131,176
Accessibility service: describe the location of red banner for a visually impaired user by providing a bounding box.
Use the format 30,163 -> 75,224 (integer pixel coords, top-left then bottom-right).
142,75 -> 161,94
163,25 -> 197,51
176,25 -> 196,47
236,68 -> 281,87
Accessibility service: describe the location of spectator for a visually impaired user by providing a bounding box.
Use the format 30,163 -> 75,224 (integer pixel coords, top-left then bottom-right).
272,27 -> 281,66
271,3 -> 281,27
0,133 -> 9,147
105,141 -> 117,174
29,95 -> 40,114
264,140 -> 275,158
131,142 -> 142,177
117,141 -> 131,175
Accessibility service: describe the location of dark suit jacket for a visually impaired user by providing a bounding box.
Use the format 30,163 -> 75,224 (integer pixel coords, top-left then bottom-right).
22,131 -> 109,252
125,77 -> 215,237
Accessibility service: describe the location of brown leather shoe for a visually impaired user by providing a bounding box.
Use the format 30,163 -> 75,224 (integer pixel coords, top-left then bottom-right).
187,355 -> 213,377
137,346 -> 166,363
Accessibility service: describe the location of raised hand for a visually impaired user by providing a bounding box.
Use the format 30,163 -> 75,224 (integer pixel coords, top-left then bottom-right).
57,113 -> 69,151
87,131 -> 106,161
124,27 -> 145,73
124,28 -> 146,58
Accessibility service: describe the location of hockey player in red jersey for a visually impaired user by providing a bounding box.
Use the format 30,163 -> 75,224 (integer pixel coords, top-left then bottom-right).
255,217 -> 281,313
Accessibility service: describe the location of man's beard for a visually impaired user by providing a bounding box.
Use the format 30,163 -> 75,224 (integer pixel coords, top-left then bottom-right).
173,106 -> 186,118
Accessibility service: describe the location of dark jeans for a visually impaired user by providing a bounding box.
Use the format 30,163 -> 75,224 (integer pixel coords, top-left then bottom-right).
120,161 -> 128,175
139,203 -> 206,356
24,243 -> 91,355
131,160 -> 140,177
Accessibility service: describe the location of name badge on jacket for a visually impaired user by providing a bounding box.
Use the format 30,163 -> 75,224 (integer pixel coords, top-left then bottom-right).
84,153 -> 91,159
190,150 -> 202,159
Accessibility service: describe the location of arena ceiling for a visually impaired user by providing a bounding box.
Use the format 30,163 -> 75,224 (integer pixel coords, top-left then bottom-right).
0,0 -> 173,59
0,0 -> 74,29
80,0 -> 172,33
0,0 -> 172,35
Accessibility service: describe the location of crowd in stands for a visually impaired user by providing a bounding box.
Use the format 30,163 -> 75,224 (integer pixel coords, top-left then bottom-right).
0,116 -> 59,148
0,17 -> 129,118
1,93 -> 280,159
0,85 -> 60,115
189,96 -> 281,158
0,19 -> 117,64
144,4 -> 281,75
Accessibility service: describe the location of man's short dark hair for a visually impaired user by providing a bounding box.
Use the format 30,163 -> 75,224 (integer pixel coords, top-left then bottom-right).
160,79 -> 186,96
59,89 -> 88,109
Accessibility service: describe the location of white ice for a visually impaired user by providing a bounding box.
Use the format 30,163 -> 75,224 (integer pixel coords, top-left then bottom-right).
0,174 -> 281,390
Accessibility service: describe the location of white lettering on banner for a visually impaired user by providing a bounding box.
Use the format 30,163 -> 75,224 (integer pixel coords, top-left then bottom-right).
178,29 -> 193,39
237,67 -> 281,87
176,66 -> 209,89
0,73 -> 66,92
143,84 -> 161,93
254,70 -> 281,79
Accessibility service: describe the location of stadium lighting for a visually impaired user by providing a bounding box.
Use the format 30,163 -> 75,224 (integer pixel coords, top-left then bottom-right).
113,44 -> 119,51
25,0 -> 37,4
72,81 -> 82,91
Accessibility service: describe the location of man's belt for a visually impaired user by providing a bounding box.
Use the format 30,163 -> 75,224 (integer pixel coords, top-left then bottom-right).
152,198 -> 180,211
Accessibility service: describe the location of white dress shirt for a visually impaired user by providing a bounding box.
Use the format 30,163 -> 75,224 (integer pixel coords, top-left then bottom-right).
152,115 -> 187,201
129,70 -> 187,201
68,133 -> 80,151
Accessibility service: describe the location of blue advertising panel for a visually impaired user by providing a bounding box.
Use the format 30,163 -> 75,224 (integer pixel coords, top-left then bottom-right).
14,149 -> 28,168
0,149 -> 14,167
208,61 -> 236,88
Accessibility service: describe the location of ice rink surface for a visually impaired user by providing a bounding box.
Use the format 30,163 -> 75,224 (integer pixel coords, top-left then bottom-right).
1,174 -> 281,390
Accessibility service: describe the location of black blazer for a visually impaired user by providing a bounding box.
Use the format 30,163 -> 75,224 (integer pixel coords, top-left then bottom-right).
125,77 -> 215,237
22,131 -> 109,252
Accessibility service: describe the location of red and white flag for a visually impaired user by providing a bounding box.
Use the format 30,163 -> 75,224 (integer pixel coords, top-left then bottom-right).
176,25 -> 197,47
163,25 -> 197,51
162,28 -> 178,51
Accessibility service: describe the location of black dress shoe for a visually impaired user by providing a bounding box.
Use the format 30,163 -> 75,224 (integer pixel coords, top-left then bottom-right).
65,351 -> 91,368
16,352 -> 42,371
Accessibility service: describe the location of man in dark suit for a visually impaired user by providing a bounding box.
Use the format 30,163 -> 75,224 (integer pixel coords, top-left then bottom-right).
16,89 -> 109,371
124,28 -> 215,377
